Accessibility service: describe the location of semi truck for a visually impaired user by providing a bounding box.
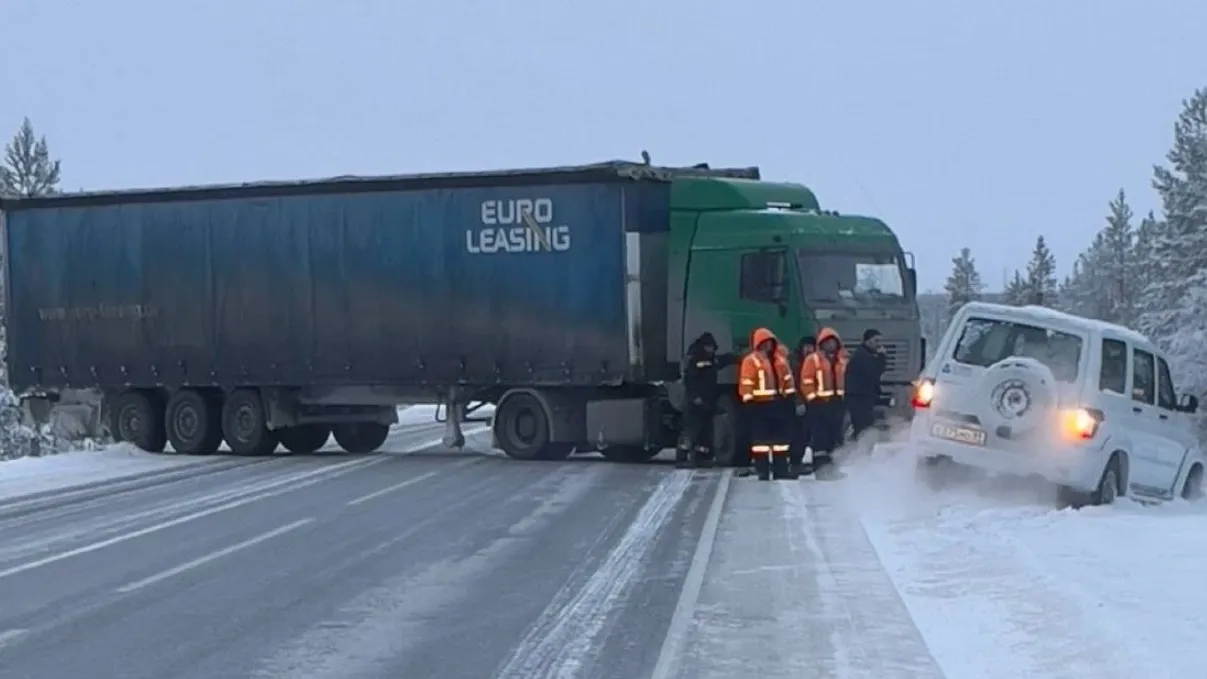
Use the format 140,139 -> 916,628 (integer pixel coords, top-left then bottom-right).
0,161 -> 923,465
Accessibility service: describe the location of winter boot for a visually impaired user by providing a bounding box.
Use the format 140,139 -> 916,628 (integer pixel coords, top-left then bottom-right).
675,445 -> 692,469
753,455 -> 771,481
695,446 -> 714,469
771,454 -> 792,480
798,446 -> 815,478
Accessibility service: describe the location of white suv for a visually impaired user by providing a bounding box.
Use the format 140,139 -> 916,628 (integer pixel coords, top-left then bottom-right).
909,302 -> 1204,505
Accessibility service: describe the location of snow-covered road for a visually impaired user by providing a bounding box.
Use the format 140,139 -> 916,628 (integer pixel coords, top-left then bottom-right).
1,430 -> 1204,678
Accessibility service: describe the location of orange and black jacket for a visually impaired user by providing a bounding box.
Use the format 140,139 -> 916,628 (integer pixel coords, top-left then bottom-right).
737,327 -> 796,404
800,327 -> 848,402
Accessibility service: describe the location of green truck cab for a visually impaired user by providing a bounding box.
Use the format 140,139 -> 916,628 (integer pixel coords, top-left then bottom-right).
667,176 -> 922,426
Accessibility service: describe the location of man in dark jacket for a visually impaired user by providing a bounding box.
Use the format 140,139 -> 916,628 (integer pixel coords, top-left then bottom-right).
679,332 -> 737,468
845,328 -> 888,443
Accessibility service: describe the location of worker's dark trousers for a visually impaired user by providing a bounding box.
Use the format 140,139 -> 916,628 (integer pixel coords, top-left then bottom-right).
847,396 -> 877,442
677,403 -> 714,467
808,398 -> 845,471
790,406 -> 812,469
745,399 -> 791,480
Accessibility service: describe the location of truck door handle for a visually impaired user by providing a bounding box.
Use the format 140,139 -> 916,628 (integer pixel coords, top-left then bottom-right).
1132,407 -> 1143,413
1159,413 -> 1169,420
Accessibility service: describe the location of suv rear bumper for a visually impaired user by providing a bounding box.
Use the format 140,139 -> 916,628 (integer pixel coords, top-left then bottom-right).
907,416 -> 1104,491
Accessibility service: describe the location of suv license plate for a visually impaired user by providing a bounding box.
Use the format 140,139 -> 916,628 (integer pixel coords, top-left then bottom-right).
930,422 -> 987,446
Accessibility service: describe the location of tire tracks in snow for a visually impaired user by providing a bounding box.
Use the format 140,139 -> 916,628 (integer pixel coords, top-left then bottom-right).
858,504 -> 1151,679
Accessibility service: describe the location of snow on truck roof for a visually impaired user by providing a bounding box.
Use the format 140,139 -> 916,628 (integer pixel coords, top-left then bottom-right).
959,301 -> 1151,346
0,160 -> 763,210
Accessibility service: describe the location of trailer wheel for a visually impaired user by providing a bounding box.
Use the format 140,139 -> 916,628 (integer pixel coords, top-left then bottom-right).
112,390 -> 167,453
495,393 -> 551,460
221,389 -> 277,456
277,425 -> 331,454
165,389 -> 223,454
332,422 -> 389,454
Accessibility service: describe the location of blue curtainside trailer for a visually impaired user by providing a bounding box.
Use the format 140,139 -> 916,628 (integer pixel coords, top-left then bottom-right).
5,180 -> 655,393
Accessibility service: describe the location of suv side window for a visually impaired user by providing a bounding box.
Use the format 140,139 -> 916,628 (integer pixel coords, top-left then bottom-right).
1132,348 -> 1156,405
1098,339 -> 1128,395
1157,356 -> 1177,410
739,250 -> 788,303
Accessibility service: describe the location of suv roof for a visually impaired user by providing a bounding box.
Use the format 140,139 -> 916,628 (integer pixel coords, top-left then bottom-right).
955,302 -> 1151,348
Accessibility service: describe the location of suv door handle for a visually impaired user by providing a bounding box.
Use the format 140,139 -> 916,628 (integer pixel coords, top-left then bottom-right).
1159,413 -> 1169,420
1132,407 -> 1143,413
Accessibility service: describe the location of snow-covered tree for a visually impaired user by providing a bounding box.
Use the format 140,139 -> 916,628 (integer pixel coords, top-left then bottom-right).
0,118 -> 61,198
1137,88 -> 1207,343
1023,235 -> 1058,306
1133,88 -> 1207,437
944,247 -> 984,316
1098,189 -> 1137,326
1059,191 -> 1138,326
1003,270 -> 1029,306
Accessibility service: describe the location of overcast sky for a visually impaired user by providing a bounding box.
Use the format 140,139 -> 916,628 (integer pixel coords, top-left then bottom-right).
3,0 -> 1203,291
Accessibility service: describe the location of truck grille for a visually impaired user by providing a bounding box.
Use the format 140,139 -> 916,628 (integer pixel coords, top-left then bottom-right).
880,339 -> 914,379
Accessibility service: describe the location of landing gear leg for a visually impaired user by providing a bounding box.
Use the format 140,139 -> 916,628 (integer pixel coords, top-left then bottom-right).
442,387 -> 466,449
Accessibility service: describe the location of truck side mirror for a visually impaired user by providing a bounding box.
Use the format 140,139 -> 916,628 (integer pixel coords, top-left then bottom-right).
1178,393 -> 1199,414
907,267 -> 917,296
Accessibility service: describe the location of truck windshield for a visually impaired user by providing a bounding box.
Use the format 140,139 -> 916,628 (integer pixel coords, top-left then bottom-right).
796,250 -> 908,305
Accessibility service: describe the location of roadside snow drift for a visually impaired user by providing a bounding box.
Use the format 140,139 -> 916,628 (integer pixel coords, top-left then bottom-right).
843,445 -> 1207,679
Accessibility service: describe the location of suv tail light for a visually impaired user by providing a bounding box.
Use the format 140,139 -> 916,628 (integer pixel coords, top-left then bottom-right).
912,379 -> 935,409
1061,407 -> 1104,440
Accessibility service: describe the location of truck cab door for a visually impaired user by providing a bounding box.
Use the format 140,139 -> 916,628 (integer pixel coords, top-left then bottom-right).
681,244 -> 800,362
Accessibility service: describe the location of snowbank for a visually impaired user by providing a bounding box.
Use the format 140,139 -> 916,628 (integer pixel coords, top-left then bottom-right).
841,446 -> 1207,679
0,442 -> 201,501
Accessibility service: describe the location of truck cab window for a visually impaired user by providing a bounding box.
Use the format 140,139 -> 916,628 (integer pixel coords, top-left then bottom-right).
739,250 -> 788,303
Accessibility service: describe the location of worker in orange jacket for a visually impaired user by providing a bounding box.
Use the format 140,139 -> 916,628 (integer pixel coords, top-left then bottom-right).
737,327 -> 797,481
799,327 -> 848,478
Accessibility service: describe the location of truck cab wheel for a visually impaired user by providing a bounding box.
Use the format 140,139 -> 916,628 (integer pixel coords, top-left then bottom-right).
332,422 -> 389,454
221,389 -> 277,456
277,425 -> 331,454
112,390 -> 167,453
165,389 -> 223,454
495,393 -> 551,460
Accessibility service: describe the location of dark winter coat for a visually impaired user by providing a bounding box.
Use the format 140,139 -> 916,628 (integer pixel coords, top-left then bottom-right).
845,344 -> 887,399
683,333 -> 737,408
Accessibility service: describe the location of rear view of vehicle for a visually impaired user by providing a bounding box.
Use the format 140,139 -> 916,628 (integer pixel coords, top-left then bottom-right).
908,303 -> 1111,499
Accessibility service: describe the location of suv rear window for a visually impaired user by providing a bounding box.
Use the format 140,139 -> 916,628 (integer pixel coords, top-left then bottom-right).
951,317 -> 1083,382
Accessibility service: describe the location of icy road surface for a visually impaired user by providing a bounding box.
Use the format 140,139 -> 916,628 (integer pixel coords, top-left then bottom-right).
0,431 -> 1204,678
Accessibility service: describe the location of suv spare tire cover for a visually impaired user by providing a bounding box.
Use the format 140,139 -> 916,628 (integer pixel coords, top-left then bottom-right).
975,356 -> 1059,437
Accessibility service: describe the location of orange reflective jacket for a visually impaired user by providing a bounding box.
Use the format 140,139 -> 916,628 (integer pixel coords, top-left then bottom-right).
738,327 -> 796,403
800,326 -> 848,401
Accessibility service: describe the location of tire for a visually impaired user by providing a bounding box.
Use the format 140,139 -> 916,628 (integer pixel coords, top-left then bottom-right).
276,425 -> 331,454
1182,464 -> 1204,501
220,389 -> 277,456
1090,456 -> 1123,506
599,445 -> 659,463
165,389 -> 223,454
495,393 -> 553,460
332,422 -> 389,454
111,390 -> 167,453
